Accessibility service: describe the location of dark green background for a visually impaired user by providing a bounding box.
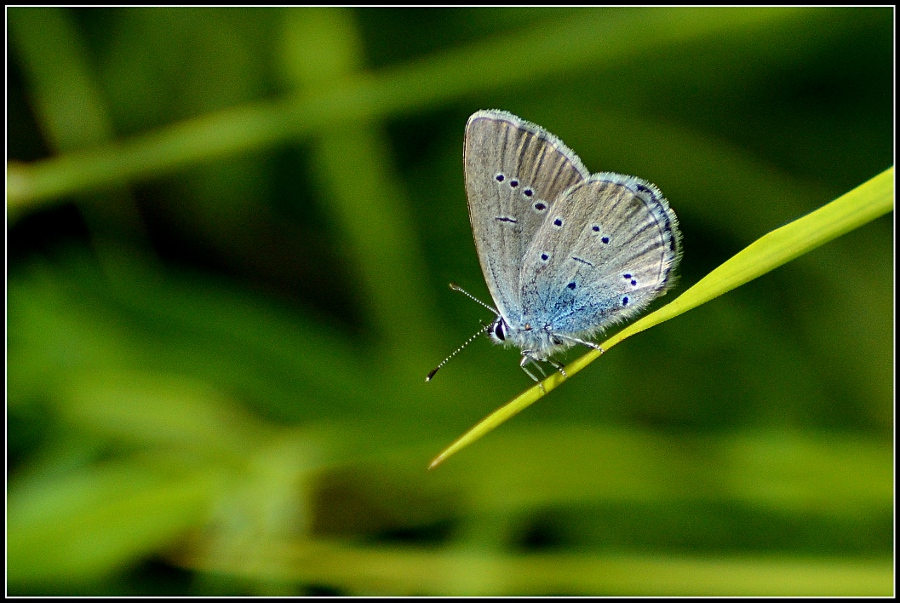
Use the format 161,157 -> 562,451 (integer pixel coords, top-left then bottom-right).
7,7 -> 893,595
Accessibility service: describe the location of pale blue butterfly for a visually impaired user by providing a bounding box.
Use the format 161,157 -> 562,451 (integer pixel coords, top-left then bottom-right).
428,110 -> 681,383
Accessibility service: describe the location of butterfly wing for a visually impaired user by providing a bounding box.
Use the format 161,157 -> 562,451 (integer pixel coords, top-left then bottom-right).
464,110 -> 589,323
520,173 -> 681,340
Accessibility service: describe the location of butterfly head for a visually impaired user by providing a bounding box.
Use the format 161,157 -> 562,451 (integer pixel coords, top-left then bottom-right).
486,315 -> 574,362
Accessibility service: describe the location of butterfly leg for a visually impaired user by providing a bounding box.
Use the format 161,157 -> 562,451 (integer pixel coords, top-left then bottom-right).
545,357 -> 568,378
554,333 -> 605,353
519,354 -> 546,391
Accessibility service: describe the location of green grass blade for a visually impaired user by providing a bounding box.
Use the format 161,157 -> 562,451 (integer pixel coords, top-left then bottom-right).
7,8 -> 805,214
430,166 -> 894,469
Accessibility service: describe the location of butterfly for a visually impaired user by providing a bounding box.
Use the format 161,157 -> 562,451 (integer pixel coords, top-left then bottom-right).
428,110 -> 681,383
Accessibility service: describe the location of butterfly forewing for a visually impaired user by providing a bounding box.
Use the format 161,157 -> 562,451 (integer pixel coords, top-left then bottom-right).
520,174 -> 680,338
464,110 -> 589,321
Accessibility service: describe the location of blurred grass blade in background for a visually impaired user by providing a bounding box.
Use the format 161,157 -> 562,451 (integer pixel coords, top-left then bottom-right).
7,8 -> 805,214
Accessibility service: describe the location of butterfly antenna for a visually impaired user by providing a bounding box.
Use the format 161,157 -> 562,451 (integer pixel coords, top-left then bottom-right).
426,323 -> 490,382
448,283 -> 499,316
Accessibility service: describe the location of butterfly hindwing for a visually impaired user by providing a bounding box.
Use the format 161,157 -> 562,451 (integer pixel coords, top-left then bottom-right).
520,173 -> 681,339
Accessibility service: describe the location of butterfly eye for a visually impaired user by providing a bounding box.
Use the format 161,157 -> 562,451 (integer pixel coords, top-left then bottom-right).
493,320 -> 506,341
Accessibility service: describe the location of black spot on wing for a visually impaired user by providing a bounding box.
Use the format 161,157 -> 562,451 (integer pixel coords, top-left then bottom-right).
571,256 -> 594,267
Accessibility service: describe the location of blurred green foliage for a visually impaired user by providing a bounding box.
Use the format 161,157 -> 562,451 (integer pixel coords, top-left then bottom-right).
7,7 -> 893,596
